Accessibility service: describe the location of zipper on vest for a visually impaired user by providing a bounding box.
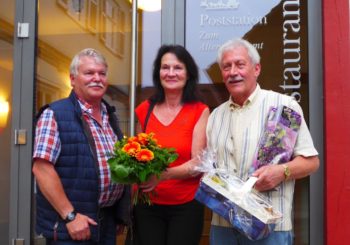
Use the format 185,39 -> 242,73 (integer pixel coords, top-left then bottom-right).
53,221 -> 59,241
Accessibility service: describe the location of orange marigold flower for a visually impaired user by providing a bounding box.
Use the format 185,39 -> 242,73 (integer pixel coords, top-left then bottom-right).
122,142 -> 141,156
135,149 -> 154,162
127,136 -> 138,143
137,133 -> 149,146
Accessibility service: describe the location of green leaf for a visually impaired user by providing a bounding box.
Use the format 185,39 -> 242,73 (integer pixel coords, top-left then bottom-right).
113,165 -> 130,179
168,153 -> 178,163
139,170 -> 149,182
107,158 -> 116,165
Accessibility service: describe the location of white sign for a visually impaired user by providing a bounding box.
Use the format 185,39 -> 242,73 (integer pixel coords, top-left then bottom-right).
186,0 -> 281,84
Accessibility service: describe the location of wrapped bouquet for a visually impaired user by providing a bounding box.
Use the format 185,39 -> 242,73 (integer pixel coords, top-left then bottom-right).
108,132 -> 178,205
249,105 -> 301,174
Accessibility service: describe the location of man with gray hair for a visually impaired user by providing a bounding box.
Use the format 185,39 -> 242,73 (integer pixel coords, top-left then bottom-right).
206,38 -> 319,244
32,48 -> 131,244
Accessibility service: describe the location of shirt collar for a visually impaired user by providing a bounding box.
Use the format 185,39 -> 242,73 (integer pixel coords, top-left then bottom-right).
76,97 -> 107,115
229,84 -> 261,109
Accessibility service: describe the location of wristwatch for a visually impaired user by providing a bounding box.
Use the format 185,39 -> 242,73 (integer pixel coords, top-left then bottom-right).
64,210 -> 77,223
282,164 -> 291,180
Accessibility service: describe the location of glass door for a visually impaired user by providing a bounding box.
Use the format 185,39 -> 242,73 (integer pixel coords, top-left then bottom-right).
33,0 -> 143,243
184,1 -> 315,244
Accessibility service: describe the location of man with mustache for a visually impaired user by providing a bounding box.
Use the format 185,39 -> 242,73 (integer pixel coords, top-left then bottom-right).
32,48 -> 131,244
206,38 -> 319,244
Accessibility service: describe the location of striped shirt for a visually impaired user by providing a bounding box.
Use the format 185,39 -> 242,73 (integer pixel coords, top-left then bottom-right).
33,99 -> 123,207
206,84 -> 318,231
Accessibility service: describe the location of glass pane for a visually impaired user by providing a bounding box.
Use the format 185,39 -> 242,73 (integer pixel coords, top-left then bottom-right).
0,0 -> 14,243
137,9 -> 162,104
35,0 -> 132,129
34,0 -> 133,243
185,1 -> 310,244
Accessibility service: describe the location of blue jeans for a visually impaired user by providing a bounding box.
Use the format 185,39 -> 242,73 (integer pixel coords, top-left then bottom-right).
210,225 -> 293,245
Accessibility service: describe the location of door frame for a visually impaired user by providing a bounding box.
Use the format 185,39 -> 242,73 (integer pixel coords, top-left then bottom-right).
7,0 -> 324,244
9,0 -> 37,243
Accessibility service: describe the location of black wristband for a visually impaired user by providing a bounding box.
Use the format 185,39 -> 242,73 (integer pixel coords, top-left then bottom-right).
64,210 -> 77,223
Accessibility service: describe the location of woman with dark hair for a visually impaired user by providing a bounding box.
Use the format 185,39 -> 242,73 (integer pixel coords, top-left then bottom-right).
132,44 -> 209,245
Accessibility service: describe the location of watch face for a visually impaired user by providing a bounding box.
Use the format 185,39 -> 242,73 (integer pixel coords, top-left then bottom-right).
66,212 -> 76,221
284,166 -> 291,178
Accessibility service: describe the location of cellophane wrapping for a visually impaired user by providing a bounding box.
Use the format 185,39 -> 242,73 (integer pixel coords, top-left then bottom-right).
195,173 -> 282,240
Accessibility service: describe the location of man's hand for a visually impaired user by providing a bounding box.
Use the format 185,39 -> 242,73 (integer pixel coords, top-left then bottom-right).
252,155 -> 320,192
251,164 -> 285,191
66,213 -> 97,240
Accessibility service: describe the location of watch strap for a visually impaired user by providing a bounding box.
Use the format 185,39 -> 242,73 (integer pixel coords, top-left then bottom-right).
282,164 -> 291,180
63,210 -> 77,223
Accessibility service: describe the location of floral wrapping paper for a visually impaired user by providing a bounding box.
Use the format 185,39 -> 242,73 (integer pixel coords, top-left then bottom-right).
195,105 -> 301,240
249,105 -> 301,174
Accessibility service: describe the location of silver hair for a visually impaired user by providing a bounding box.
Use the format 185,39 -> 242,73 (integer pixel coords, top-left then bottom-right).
69,48 -> 108,77
216,38 -> 260,67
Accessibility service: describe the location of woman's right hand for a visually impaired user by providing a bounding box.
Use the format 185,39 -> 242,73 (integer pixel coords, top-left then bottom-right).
139,174 -> 161,192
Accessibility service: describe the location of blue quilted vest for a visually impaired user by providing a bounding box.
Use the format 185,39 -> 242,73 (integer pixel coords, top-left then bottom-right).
35,91 -> 124,241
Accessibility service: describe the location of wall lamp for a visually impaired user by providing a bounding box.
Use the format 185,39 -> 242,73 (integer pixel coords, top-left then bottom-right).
129,0 -> 161,12
0,100 -> 9,133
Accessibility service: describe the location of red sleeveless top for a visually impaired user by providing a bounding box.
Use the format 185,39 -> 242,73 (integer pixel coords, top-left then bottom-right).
135,100 -> 208,205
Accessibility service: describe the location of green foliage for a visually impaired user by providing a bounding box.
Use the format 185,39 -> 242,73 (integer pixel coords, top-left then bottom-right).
107,133 -> 178,185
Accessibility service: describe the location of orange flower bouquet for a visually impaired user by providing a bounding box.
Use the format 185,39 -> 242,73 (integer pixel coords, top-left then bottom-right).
108,132 -> 178,205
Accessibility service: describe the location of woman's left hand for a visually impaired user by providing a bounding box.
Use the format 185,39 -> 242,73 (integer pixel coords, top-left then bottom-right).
116,224 -> 125,235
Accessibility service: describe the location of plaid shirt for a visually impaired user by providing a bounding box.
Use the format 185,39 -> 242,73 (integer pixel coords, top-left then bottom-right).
33,99 -> 123,207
